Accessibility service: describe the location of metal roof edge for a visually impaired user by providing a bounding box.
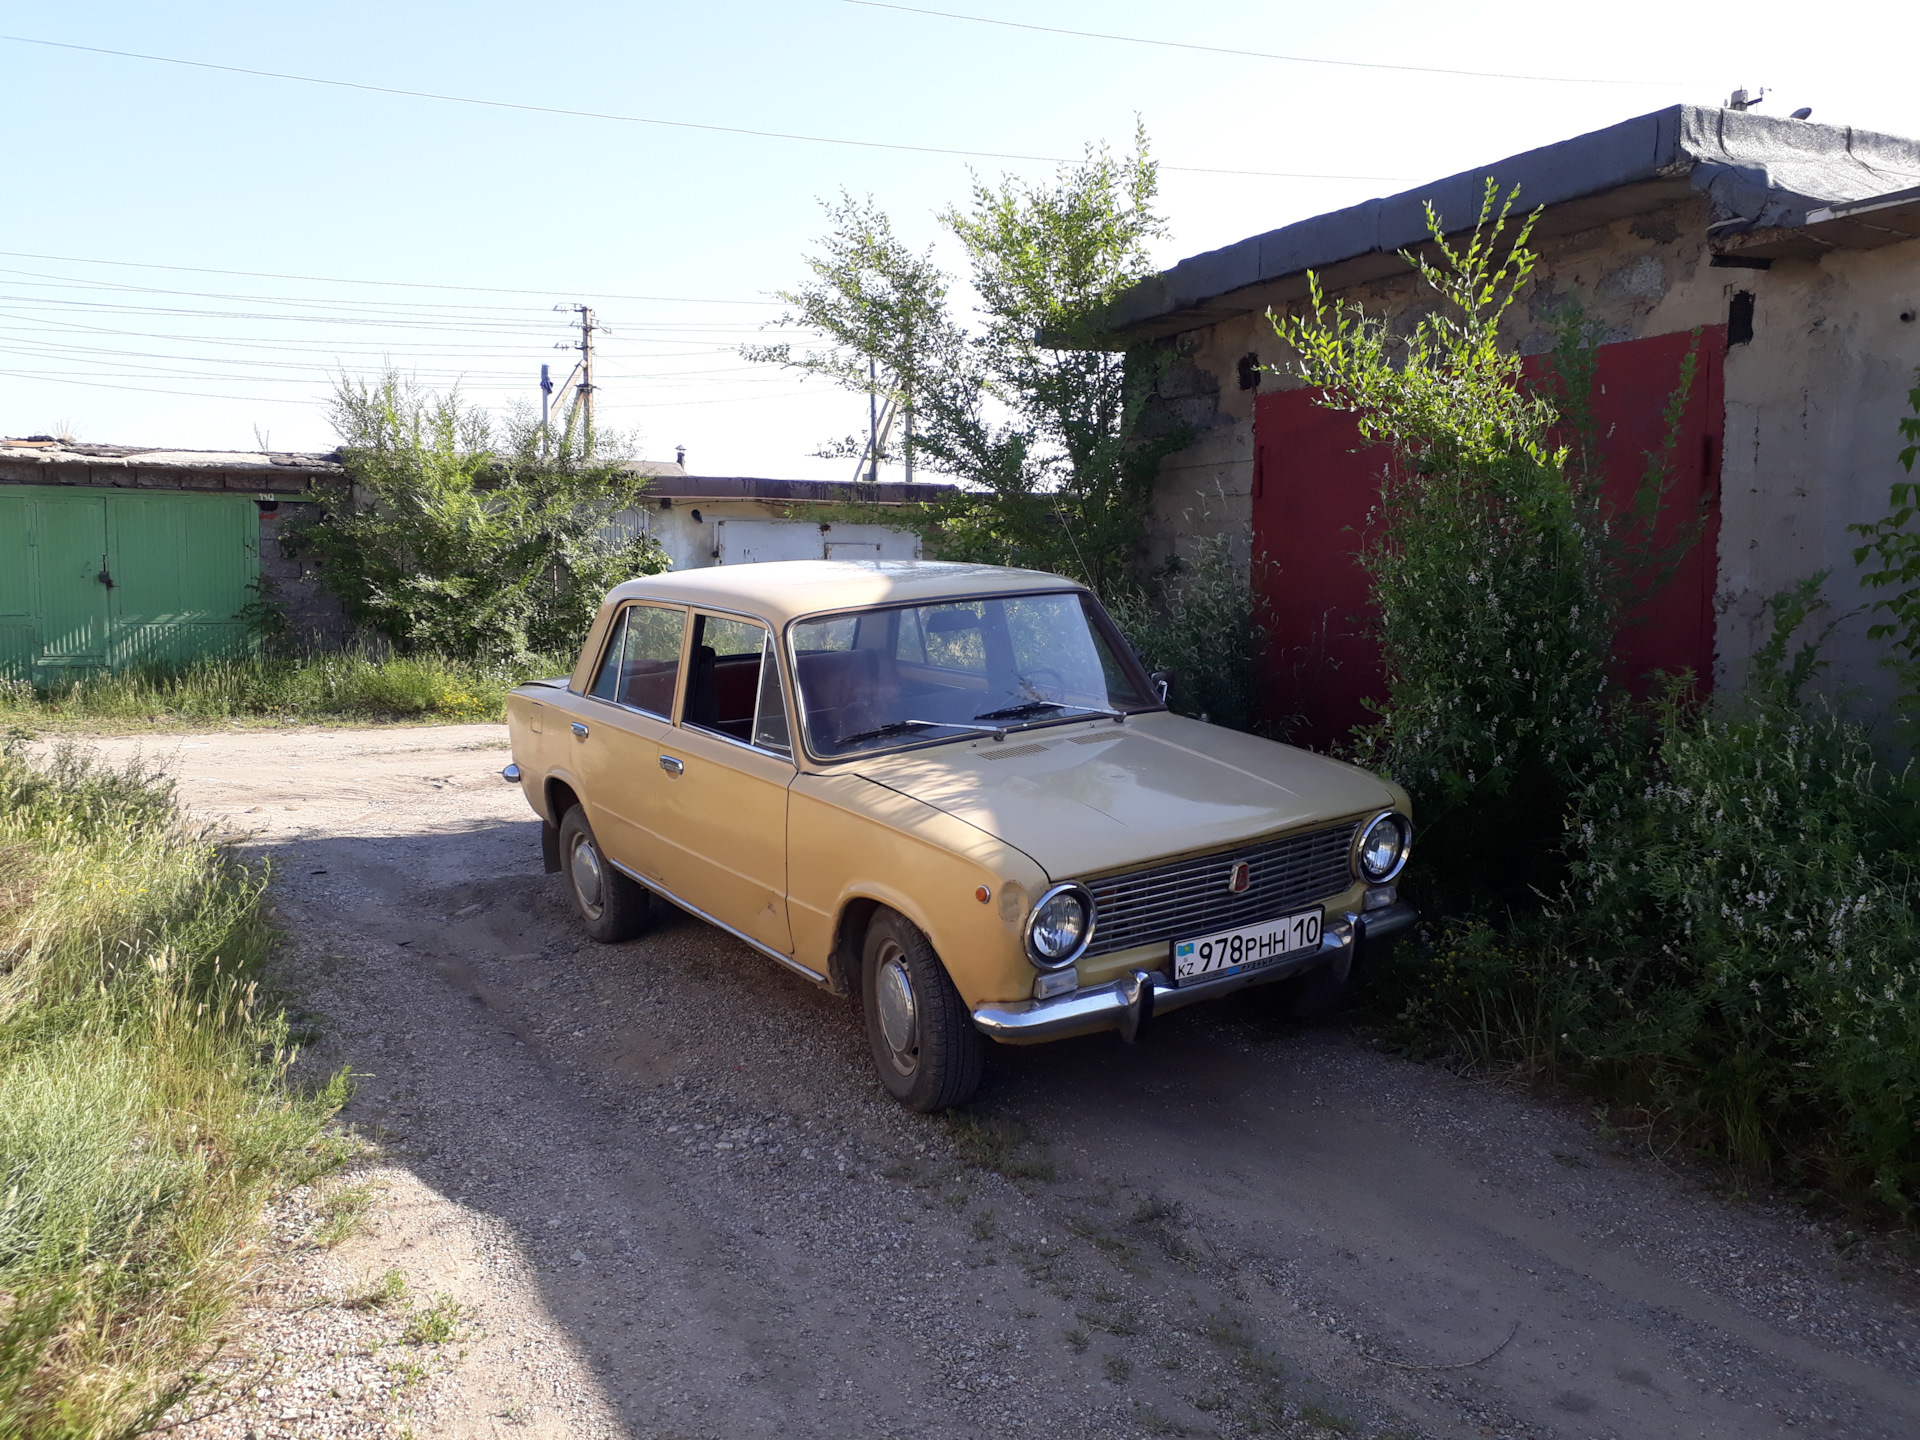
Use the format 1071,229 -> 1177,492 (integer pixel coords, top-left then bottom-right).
642,475 -> 955,505
1099,103 -> 1920,341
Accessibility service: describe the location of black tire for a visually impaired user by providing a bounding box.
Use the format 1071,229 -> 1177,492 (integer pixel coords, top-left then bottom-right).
557,805 -> 649,943
860,908 -> 984,1112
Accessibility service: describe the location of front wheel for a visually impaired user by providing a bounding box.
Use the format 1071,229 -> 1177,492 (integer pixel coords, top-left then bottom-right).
861,908 -> 984,1112
558,805 -> 649,943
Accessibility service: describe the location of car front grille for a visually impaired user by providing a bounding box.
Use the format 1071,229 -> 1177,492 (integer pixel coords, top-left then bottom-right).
1084,821 -> 1360,958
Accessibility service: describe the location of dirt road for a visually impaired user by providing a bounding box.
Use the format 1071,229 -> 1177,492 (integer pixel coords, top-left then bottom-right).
72,725 -> 1920,1440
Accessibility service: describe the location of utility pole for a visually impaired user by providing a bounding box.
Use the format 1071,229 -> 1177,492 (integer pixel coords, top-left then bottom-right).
867,357 -> 879,485
539,363 -> 553,445
552,304 -> 603,453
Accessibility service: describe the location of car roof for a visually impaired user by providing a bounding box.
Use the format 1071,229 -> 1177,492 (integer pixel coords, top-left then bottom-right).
603,559 -> 1085,627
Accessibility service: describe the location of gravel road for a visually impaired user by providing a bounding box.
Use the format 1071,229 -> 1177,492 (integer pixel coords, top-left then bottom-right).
70,724 -> 1920,1440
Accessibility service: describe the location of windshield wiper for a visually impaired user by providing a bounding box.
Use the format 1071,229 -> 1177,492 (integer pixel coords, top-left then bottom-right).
836,717 -> 1008,747
974,700 -> 1126,724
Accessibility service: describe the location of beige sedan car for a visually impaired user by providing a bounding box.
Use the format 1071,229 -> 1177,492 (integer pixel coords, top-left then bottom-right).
503,560 -> 1415,1110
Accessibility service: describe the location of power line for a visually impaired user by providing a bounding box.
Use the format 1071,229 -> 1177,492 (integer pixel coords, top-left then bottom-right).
844,1 -> 1681,87
0,367 -> 320,405
0,249 -> 780,306
0,33 -> 1419,182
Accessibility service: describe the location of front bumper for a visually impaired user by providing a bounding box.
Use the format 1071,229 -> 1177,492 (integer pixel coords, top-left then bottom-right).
971,900 -> 1418,1045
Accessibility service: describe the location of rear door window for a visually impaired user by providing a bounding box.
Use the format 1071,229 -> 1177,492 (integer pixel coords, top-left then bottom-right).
588,604 -> 686,719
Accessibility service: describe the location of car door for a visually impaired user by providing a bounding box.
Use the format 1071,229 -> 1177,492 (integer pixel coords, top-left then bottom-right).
652,612 -> 797,954
572,601 -> 687,884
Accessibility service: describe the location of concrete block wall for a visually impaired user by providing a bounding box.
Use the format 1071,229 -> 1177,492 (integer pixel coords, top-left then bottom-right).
1133,195 -> 1920,713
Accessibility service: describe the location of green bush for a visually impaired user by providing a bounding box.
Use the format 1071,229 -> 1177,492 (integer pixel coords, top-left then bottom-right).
1105,532 -> 1279,736
1550,580 -> 1920,1206
0,738 -> 346,1433
1273,182 -> 1693,903
289,373 -> 667,661
1383,584 -> 1920,1211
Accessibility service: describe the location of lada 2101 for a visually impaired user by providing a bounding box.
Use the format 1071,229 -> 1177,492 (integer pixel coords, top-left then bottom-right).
502,559 -> 1415,1110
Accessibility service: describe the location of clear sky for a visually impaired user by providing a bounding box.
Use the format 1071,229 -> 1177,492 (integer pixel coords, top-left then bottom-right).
3,0 -> 1915,480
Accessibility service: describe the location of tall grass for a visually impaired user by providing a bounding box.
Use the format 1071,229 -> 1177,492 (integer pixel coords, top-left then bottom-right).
0,649 -> 567,730
0,739 -> 347,1437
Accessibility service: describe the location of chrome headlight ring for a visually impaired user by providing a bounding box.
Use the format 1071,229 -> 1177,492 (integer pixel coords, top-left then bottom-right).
1023,882 -> 1095,970
1351,810 -> 1413,884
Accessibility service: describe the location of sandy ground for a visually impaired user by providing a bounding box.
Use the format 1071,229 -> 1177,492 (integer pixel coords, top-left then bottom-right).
58,724 -> 1920,1440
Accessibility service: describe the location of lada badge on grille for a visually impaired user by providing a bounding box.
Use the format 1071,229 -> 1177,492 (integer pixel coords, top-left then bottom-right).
1226,861 -> 1251,894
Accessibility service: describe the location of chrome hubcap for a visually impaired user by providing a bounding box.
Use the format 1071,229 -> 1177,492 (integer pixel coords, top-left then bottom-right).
876,947 -> 917,1066
570,836 -> 604,913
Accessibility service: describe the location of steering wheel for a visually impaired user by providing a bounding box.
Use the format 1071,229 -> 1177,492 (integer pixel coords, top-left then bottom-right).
1016,667 -> 1067,703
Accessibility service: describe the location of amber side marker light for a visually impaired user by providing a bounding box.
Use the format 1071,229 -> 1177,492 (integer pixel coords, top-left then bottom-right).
975,885 -> 992,904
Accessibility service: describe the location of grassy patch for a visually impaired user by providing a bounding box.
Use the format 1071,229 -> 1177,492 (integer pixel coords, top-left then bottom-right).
943,1112 -> 1057,1183
0,738 -> 348,1433
0,649 -> 567,731
401,1293 -> 474,1347
350,1268 -> 408,1311
313,1181 -> 377,1247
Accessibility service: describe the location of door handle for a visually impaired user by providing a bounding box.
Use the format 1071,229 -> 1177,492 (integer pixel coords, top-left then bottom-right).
571,721 -> 589,739
658,754 -> 684,776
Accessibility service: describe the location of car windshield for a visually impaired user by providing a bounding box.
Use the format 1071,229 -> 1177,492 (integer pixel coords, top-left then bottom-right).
790,590 -> 1157,759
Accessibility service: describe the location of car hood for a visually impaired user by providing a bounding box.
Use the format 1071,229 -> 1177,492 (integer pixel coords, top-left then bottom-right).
846,710 -> 1399,880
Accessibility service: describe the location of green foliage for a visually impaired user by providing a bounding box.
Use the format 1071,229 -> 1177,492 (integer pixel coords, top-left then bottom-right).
1549,580 -> 1920,1207
1382,584 -> 1920,1212
291,373 -> 667,660
1848,367 -> 1920,719
1105,532 -> 1277,735
0,738 -> 347,1433
0,649 -> 560,730
747,126 -> 1188,592
1273,181 -> 1696,900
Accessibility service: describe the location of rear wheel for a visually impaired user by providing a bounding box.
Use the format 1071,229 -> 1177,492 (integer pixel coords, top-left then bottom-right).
558,805 -> 649,943
861,908 -> 984,1112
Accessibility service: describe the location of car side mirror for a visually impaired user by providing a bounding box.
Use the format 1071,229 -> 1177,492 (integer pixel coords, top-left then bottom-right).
1148,669 -> 1174,705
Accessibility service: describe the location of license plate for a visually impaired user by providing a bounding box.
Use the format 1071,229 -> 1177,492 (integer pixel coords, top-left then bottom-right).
1171,909 -> 1323,983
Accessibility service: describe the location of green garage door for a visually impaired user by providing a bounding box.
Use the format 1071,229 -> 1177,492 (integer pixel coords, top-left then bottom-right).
0,486 -> 259,682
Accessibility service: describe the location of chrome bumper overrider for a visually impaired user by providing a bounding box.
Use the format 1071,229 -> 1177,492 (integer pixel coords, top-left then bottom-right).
971,901 -> 1419,1045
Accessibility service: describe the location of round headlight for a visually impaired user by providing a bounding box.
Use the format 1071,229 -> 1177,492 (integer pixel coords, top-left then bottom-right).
1025,884 -> 1093,968
1354,811 -> 1411,883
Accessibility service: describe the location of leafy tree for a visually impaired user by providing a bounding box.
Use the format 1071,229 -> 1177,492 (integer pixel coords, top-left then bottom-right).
291,373 -> 666,660
745,125 -> 1188,593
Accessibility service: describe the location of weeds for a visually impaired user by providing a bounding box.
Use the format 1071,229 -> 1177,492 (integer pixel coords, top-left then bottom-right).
314,1183 -> 376,1247
943,1112 -> 1058,1183
401,1294 -> 473,1347
0,737 -> 348,1433
350,1268 -> 408,1311
1103,1354 -> 1132,1384
0,649 -> 567,731
1300,1402 -> 1356,1434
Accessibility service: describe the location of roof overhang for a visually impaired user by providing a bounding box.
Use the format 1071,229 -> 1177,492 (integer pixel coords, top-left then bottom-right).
1092,105 -> 1920,345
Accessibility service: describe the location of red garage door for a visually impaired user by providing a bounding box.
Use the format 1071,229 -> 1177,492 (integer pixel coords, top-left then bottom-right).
1252,327 -> 1724,749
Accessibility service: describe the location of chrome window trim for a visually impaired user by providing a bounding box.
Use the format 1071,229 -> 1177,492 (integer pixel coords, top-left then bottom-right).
1024,881 -> 1096,970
